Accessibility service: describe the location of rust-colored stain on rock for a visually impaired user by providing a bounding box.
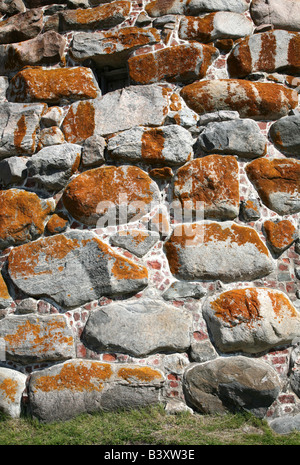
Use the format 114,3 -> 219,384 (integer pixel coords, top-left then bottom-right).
62,100 -> 95,144
0,378 -> 18,402
117,366 -> 164,383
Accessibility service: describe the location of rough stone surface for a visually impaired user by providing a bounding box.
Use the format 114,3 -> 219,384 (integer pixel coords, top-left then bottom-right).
81,298 -> 193,357
107,125 -> 194,166
203,288 -> 300,354
110,229 -> 160,257
0,314 -> 76,364
245,157 -> 300,215
197,119 -> 267,158
269,113 -> 300,156
36,126 -> 65,150
0,8 -> 43,44
239,198 -> 261,222
45,213 -> 69,235
180,79 -> 298,120
250,0 -> 300,31
81,134 -> 106,167
162,281 -> 207,301
0,274 -> 13,309
0,156 -> 27,186
164,221 -> 274,282
268,414 -> 300,434
28,359 -> 165,422
7,230 -> 148,308
263,219 -> 298,255
0,0 -> 26,15
0,367 -> 27,418
172,155 -> 240,220
145,0 -> 250,16
62,165 -> 161,227
183,356 -> 281,417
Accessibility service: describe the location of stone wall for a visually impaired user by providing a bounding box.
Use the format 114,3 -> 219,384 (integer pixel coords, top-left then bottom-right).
0,0 -> 299,430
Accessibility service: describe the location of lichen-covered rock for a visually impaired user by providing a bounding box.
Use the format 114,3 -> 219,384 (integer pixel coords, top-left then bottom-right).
203,288 -> 300,354
26,143 -> 82,190
0,0 -> 26,15
0,367 -> 27,418
62,84 -> 170,142
245,157 -> 300,215
269,113 -> 300,156
9,67 -> 100,104
110,229 -> 160,257
164,221 -> 274,282
45,213 -> 69,235
178,12 -> 253,43
60,0 -> 131,31
263,219 -> 298,254
180,79 -> 298,120
145,0 -> 250,16
7,230 -> 148,308
228,30 -> 300,78
0,314 -> 76,364
173,155 -> 240,220
0,189 -> 54,249
0,8 -> 43,44
62,165 -> 161,226
239,198 -> 261,221
0,274 -> 12,309
81,298 -> 193,357
183,356 -> 281,418
250,0 -> 300,31
36,126 -> 65,150
107,125 -> 194,166
196,119 -> 267,158
70,27 -> 160,68
128,43 -> 219,85
28,359 -> 165,422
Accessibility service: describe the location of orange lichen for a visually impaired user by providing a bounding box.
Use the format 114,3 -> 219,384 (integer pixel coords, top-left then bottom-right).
149,167 -> 173,180
46,213 -> 69,235
141,128 -> 164,162
14,115 -> 27,153
263,219 -> 297,250
62,100 -> 95,144
0,378 -> 18,402
117,366 -> 163,383
0,274 -> 11,300
111,255 -> 148,281
74,1 -> 131,26
178,14 -> 214,43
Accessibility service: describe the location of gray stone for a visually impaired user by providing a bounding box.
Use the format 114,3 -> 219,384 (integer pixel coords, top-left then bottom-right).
189,339 -> 218,363
27,143 -> 82,190
0,77 -> 8,100
7,230 -> 148,308
41,106 -> 65,127
0,156 -> 27,186
268,414 -> 300,434
183,356 -> 281,418
198,111 -> 240,126
81,134 -> 106,168
37,127 -> 65,150
107,125 -> 194,166
81,298 -> 193,357
269,113 -> 300,156
0,314 -> 76,364
239,198 -> 261,222
197,119 -> 267,158
162,281 -> 207,301
146,0 -> 250,16
28,359 -> 165,422
15,298 -> 38,314
250,0 -> 300,31
0,367 -> 27,418
110,229 -> 160,257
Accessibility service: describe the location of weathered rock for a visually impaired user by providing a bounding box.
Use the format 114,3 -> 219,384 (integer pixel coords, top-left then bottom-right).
178,12 -> 253,43
15,297 -> 38,314
9,67 -> 100,104
269,414 -> 300,434
28,359 -> 165,422
228,30 -> 300,78
0,189 -> 54,249
36,126 -> 65,150
60,0 -> 131,31
41,106 -> 65,127
0,274 -> 12,309
269,113 -> 300,156
250,0 -> 300,31
197,119 -> 267,158
27,143 -> 82,190
70,27 -> 160,68
62,84 -> 170,142
145,0 -> 250,17
189,339 -> 218,363
0,314 -> 76,365
0,31 -> 66,75
162,281 -> 207,300
149,166 -> 174,181
263,219 -> 298,254
172,155 -> 240,221
0,367 -> 27,418
81,298 -> 193,357
0,0 -> 26,15
183,356 -> 281,418
0,8 -> 43,44
180,79 -> 298,120
45,213 -> 69,235
107,125 -> 194,166
0,102 -> 45,158
0,156 -> 27,186
198,110 -> 239,126
239,198 -> 261,222
81,134 -> 106,168
128,43 -> 219,85
203,288 -> 300,354
62,165 -> 161,226
245,157 -> 300,215
110,229 -> 160,257
7,230 -> 148,308
164,221 -> 274,282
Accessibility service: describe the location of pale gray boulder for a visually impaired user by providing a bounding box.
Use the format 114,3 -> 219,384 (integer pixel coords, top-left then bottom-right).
269,113 -> 300,156
250,0 -> 300,31
0,367 -> 27,418
162,281 -> 207,300
110,229 -> 160,257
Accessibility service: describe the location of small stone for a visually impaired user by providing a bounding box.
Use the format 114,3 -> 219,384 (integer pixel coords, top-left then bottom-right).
239,198 -> 261,222
0,8 -> 43,44
45,213 -> 69,235
162,281 -> 207,300
15,298 -> 38,314
0,367 -> 27,418
36,126 -> 65,150
0,156 -> 27,186
149,167 -> 174,181
0,274 -> 13,309
269,113 -> 300,156
81,134 -> 106,168
41,106 -> 65,127
110,229 -> 160,257
263,219 -> 298,254
189,339 -> 218,363
198,110 -> 239,126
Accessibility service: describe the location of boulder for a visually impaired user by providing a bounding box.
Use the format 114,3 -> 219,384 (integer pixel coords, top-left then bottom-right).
26,143 -> 82,190
245,157 -> 300,215
62,165 -> 161,227
180,79 -> 298,120
183,356 -> 281,418
197,119 -> 267,158
0,274 -> 13,309
164,221 -> 274,282
269,113 -> 300,156
0,367 -> 27,418
128,43 -> 219,85
250,0 -> 300,31
81,298 -> 193,357
107,125 -> 194,166
263,219 -> 298,254
7,230 -> 148,308
9,67 -> 100,104
0,189 -> 54,249
228,30 -> 300,77
62,84 -> 170,142
269,414 -> 300,434
0,314 -> 76,365
145,0 -> 250,16
28,359 -> 165,422
0,8 -> 43,44
0,156 -> 27,186
178,12 -> 253,43
0,0 -> 26,15
172,155 -> 240,221
203,288 -> 300,354
110,229 -> 160,257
